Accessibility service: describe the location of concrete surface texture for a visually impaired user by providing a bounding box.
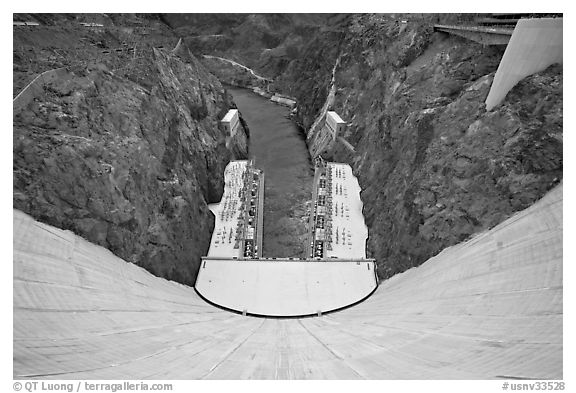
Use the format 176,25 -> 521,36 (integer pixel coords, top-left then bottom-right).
196,258 -> 377,317
485,18 -> 563,110
13,182 -> 562,379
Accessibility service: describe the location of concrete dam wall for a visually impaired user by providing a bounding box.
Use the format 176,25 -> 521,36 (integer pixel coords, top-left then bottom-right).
485,18 -> 563,110
13,181 -> 562,379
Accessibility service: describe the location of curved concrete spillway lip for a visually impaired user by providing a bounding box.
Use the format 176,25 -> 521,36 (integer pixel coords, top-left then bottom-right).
199,159 -> 377,317
195,258 -> 378,317
13,182 -> 562,379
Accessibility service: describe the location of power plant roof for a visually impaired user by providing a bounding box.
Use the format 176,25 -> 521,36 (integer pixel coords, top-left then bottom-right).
327,110 -> 346,124
221,109 -> 238,123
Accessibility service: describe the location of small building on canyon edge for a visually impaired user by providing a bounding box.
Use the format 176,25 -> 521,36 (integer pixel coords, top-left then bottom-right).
326,111 -> 346,140
221,109 -> 240,137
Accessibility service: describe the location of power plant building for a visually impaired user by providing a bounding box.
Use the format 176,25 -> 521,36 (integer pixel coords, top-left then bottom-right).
206,160 -> 264,260
221,109 -> 240,137
326,111 -> 346,139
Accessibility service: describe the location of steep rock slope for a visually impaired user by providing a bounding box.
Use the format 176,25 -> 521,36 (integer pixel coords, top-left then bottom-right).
13,13 -> 176,96
285,15 -> 563,278
13,43 -> 248,285
162,13 -> 335,83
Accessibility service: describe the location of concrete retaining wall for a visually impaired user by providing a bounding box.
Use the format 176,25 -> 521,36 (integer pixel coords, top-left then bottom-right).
13,67 -> 69,114
485,18 -> 562,111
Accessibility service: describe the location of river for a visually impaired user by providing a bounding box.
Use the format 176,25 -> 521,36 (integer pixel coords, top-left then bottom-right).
228,87 -> 314,258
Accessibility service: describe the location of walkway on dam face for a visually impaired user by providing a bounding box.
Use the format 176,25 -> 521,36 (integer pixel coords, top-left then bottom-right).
13,181 -> 562,379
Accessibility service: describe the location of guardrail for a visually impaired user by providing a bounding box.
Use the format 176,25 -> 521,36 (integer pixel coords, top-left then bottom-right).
433,24 -> 513,45
202,256 -> 375,262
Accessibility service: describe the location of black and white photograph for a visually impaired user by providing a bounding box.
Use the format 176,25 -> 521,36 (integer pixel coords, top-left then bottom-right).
8,3 -> 568,389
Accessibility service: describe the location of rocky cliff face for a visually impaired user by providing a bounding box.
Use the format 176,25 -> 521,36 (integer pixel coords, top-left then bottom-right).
13,42 -> 249,285
284,14 -> 563,278
162,14 -> 335,85
14,13 -> 562,285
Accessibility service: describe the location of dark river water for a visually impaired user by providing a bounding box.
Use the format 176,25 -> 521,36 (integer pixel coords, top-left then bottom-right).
228,87 -> 314,258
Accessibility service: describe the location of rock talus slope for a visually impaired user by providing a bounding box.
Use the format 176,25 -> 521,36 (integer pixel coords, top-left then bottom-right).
13,47 -> 249,285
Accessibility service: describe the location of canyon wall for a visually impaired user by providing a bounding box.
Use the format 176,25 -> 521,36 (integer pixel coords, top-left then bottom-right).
14,22 -> 249,285
162,13 -> 333,79
283,15 -> 562,278
14,13 -> 562,283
